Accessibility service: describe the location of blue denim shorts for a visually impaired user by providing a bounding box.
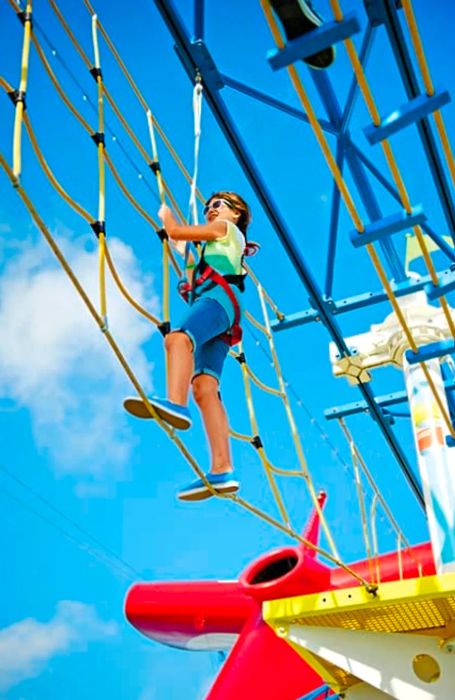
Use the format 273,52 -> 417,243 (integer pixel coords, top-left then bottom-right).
175,296 -> 230,383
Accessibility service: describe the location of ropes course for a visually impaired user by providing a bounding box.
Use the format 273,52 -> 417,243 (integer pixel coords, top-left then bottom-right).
2,0 -> 455,698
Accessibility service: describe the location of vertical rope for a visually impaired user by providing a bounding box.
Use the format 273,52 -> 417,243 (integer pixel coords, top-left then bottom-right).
401,0 -> 455,187
13,1 -> 33,178
146,110 -> 170,352
91,14 -> 107,325
236,342 -> 291,527
370,494 -> 380,584
257,285 -> 340,559
189,75 -> 203,225
350,442 -> 375,584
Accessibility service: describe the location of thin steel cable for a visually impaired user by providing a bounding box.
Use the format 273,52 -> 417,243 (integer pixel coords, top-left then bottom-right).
0,464 -> 142,580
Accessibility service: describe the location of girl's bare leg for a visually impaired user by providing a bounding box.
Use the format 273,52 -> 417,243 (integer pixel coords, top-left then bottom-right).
164,332 -> 194,406
192,374 -> 232,474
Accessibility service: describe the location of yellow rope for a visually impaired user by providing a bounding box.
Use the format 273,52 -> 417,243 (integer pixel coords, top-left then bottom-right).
3,80 -> 165,328
397,534 -> 403,581
90,14 -> 108,322
79,0 -> 206,204
401,0 -> 455,187
104,246 -> 161,326
370,494 -> 381,584
47,0 -> 185,222
11,21 -> 182,277
236,340 -> 292,527
338,418 -> 425,575
12,1 -> 33,178
146,111 -> 171,329
350,442 -> 376,584
257,284 -> 341,560
246,266 -> 285,320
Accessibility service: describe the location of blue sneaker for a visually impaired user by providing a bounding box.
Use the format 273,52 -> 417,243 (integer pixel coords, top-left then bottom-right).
270,0 -> 335,69
123,396 -> 192,431
177,472 -> 240,502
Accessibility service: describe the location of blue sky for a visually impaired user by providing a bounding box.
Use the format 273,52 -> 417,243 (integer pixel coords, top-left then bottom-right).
1,0 -> 454,697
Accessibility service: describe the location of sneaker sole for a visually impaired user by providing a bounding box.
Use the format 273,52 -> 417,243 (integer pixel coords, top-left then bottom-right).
178,482 -> 240,502
123,397 -> 191,430
270,0 -> 335,69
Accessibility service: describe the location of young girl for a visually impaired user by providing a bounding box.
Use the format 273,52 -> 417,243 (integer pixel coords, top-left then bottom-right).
124,192 -> 254,502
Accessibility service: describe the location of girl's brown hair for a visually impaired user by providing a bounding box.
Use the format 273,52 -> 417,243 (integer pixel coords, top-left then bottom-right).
205,191 -> 251,236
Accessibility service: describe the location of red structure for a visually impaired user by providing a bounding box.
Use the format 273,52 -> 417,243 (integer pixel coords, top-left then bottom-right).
125,494 -> 436,699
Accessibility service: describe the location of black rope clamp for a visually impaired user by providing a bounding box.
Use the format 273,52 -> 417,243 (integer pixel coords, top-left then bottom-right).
91,132 -> 105,147
90,220 -> 106,238
89,67 -> 103,82
235,352 -> 246,365
158,321 -> 171,337
8,90 -> 27,110
156,228 -> 168,242
251,435 -> 263,450
149,161 -> 161,175
18,10 -> 33,26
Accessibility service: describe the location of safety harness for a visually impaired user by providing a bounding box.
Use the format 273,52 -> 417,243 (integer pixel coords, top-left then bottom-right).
178,247 -> 245,346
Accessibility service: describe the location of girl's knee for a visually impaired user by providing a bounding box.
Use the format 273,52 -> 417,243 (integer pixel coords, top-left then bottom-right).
164,331 -> 193,354
192,375 -> 219,407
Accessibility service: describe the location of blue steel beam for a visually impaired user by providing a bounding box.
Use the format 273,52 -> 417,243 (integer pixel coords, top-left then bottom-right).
351,143 -> 455,264
271,266 -> 455,332
220,74 -> 337,135
364,90 -> 451,145
380,0 -> 455,244
325,376 -> 455,419
425,272 -> 455,301
405,339 -> 455,365
268,13 -> 360,71
154,0 -> 423,507
349,206 -> 426,247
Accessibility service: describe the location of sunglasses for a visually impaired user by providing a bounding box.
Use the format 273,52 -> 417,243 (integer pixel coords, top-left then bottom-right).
203,198 -> 234,217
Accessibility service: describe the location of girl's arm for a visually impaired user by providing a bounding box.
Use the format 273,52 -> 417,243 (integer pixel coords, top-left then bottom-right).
158,204 -> 227,241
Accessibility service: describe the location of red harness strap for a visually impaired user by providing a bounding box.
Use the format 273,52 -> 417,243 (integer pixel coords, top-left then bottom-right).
193,264 -> 243,346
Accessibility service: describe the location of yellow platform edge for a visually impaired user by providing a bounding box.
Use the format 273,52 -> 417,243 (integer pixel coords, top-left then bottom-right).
263,572 -> 455,628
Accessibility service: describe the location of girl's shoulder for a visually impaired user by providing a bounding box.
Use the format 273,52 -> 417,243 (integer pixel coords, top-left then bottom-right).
220,220 -> 245,245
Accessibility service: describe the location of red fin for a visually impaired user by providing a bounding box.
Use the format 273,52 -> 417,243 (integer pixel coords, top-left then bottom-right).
206,607 -> 322,700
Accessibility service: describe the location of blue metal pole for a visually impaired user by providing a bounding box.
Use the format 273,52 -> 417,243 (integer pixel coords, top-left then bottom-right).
310,71 -> 406,281
193,0 -> 204,41
324,140 -> 343,297
153,0 -> 424,508
220,74 -> 337,135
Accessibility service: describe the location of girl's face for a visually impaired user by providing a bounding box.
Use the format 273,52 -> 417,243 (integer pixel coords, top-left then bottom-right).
204,198 -> 240,224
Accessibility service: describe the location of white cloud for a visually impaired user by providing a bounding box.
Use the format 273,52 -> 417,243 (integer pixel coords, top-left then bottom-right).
0,234 -> 159,486
0,600 -> 118,692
